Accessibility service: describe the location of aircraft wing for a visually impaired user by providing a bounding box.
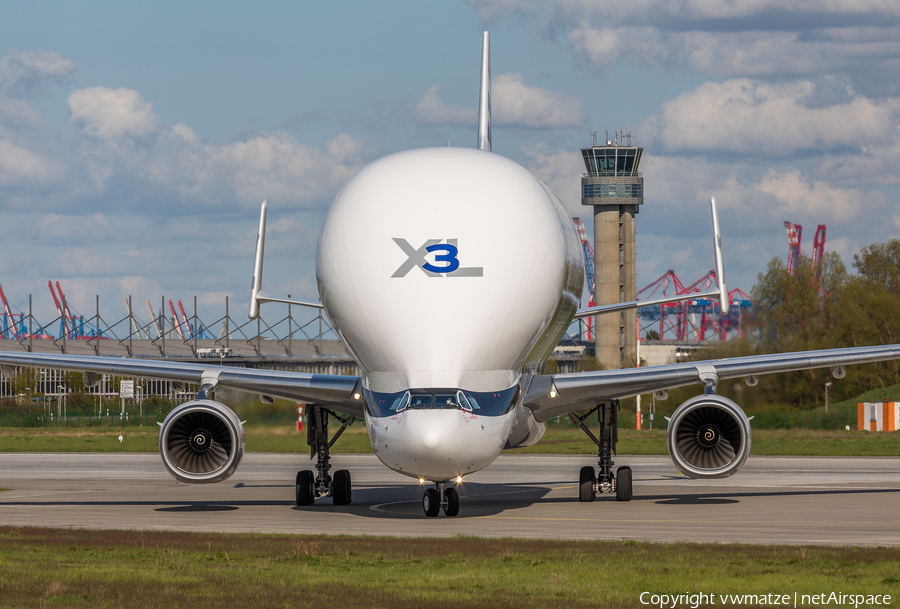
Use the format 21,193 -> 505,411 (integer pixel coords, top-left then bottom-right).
522,344 -> 900,422
0,352 -> 364,417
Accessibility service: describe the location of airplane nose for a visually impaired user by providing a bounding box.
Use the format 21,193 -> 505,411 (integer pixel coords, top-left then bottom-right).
423,432 -> 440,448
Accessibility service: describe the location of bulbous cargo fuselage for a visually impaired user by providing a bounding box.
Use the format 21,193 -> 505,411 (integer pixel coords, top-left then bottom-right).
316,147 -> 583,480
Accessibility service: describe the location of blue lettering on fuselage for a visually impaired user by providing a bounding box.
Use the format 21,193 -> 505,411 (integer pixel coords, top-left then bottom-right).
391,238 -> 483,277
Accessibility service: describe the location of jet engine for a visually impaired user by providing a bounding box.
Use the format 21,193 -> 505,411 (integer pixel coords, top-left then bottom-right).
158,400 -> 245,484
666,394 -> 751,479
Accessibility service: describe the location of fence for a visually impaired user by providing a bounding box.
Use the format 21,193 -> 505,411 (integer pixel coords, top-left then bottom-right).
0,293 -> 342,359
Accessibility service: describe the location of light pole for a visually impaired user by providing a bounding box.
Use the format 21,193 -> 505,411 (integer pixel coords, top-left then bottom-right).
825,382 -> 832,412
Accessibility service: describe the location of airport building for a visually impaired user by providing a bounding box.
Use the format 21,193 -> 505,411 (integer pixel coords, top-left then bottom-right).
581,131 -> 643,369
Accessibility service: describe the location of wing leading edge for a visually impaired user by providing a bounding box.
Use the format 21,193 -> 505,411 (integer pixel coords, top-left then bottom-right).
0,352 -> 364,417
522,344 -> 900,422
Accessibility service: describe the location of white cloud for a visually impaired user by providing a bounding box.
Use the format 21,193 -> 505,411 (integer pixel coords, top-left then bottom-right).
0,64 -> 372,214
414,85 -> 472,125
518,143 -> 583,213
471,0 -> 900,22
756,168 -> 874,223
0,139 -> 64,186
415,73 -> 585,128
493,73 -> 585,128
471,1 -> 900,82
68,86 -> 160,139
0,51 -> 77,125
52,248 -> 167,277
644,79 -> 899,154
36,213 -> 113,239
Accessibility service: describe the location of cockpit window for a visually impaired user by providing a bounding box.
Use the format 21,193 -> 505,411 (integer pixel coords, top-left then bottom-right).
410,394 -> 432,408
365,385 -> 520,418
433,393 -> 459,408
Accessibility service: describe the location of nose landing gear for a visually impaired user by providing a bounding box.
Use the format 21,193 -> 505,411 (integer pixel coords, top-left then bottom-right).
295,406 -> 356,506
422,482 -> 460,517
571,400 -> 633,502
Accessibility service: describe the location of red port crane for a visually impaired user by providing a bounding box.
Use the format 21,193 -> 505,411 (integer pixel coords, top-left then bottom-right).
177,300 -> 191,339
48,281 -> 68,338
168,300 -> 185,339
572,218 -> 595,340
0,282 -> 19,339
784,221 -> 826,281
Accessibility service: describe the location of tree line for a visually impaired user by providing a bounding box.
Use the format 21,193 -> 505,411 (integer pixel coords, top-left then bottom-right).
695,239 -> 900,409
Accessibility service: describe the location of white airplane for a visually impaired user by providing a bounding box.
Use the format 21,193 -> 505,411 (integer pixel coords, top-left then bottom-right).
3,33 -> 900,517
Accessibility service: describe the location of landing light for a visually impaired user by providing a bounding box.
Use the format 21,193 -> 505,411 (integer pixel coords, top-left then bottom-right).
418,478 -> 425,484
456,476 -> 463,484
549,390 -> 557,398
353,392 -> 362,400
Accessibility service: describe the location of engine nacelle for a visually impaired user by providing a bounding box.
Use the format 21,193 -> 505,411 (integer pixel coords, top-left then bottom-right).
666,395 -> 751,479
158,400 -> 245,484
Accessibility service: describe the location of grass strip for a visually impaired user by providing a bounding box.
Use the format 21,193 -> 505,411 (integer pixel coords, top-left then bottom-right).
1,426 -> 897,456
0,526 -> 897,609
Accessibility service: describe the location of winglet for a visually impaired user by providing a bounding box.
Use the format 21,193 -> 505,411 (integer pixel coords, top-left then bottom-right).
710,195 -> 729,315
476,31 -> 491,152
249,199 -> 267,320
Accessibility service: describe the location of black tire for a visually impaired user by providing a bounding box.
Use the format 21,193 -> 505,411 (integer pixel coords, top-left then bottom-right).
616,466 -> 633,502
579,466 -> 596,502
443,487 -> 460,517
296,470 -> 315,506
333,469 -> 352,506
423,488 -> 441,517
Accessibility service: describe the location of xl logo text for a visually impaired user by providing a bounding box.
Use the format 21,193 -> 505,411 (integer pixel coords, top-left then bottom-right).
391,238 -> 483,278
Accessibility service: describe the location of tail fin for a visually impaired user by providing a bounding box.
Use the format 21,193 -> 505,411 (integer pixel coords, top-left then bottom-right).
248,199 -> 324,316
710,195 -> 729,315
477,31 -> 491,152
249,199 -> 267,320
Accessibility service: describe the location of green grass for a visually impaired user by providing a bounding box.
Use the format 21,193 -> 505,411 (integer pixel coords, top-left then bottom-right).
0,527 -> 897,609
1,425 -> 897,455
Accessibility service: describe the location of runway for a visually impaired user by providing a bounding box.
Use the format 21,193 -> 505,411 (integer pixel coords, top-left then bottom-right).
2,453 -> 899,545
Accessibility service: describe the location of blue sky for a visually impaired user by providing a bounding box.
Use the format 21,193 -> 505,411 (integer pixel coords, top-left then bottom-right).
2,0 -> 900,331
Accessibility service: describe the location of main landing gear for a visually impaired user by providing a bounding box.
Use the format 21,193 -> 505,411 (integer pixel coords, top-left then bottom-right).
295,406 -> 356,507
570,400 -> 633,502
422,482 -> 460,517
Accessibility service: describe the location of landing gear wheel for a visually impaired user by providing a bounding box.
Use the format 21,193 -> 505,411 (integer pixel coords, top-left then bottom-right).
579,466 -> 596,502
296,470 -> 315,506
333,469 -> 352,506
443,487 -> 460,517
616,466 -> 633,502
423,488 -> 441,517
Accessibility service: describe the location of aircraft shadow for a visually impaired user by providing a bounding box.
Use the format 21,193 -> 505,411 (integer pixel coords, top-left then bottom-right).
293,482 -> 555,519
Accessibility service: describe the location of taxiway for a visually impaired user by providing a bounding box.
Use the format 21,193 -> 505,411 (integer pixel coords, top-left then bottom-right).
1,453 -> 898,545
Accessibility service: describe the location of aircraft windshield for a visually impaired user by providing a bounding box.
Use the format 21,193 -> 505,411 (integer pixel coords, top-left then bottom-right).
364,386 -> 519,418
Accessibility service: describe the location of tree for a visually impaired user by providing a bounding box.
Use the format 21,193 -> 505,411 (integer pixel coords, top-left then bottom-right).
8,368 -> 39,397
853,240 -> 900,293
8,368 -> 39,408
62,371 -> 85,393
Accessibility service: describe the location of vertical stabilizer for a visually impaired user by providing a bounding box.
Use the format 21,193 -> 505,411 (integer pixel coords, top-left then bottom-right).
249,199 -> 267,320
477,31 -> 491,152
710,196 -> 729,316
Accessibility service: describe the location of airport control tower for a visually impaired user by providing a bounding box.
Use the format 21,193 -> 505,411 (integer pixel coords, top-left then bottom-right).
581,131 -> 643,369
